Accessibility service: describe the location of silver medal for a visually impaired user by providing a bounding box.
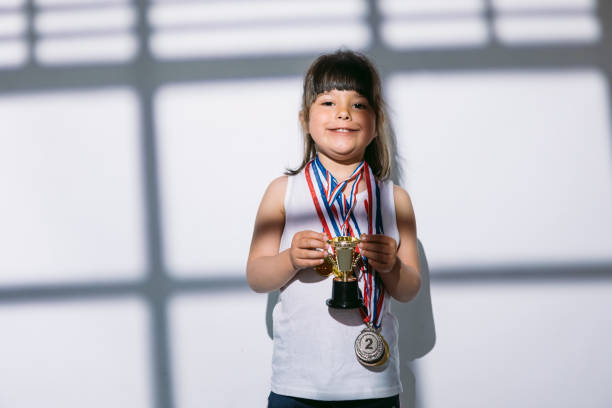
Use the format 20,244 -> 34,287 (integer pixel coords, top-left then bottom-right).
354,326 -> 387,366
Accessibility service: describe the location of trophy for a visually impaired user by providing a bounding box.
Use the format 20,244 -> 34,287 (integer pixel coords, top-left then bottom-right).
323,236 -> 363,309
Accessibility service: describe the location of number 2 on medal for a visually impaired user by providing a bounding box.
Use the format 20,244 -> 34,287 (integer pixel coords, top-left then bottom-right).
365,338 -> 373,350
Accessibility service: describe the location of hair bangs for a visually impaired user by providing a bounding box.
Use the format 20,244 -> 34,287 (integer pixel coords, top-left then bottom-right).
311,57 -> 374,103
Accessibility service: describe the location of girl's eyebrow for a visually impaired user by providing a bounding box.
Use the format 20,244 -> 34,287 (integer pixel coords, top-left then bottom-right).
351,95 -> 369,103
316,91 -> 367,101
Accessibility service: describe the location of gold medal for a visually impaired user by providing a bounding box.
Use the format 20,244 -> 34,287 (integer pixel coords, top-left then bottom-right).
354,251 -> 364,271
315,255 -> 335,277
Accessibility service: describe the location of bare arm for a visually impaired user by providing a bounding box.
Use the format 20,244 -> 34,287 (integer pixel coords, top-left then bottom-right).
246,176 -> 328,293
358,185 -> 421,302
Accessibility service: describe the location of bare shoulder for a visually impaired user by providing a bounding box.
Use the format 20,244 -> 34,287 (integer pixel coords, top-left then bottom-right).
249,175 -> 288,260
393,184 -> 414,209
393,184 -> 410,201
266,175 -> 288,197
393,184 -> 416,222
260,175 -> 288,215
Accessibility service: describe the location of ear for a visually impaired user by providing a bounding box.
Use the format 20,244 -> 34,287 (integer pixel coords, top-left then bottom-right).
298,110 -> 308,133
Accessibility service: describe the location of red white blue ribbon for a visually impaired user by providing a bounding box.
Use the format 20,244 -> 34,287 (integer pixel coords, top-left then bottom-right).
358,161 -> 385,329
312,155 -> 365,236
305,155 -> 386,329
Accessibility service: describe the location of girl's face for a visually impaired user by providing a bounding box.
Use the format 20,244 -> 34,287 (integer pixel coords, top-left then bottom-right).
305,89 -> 376,164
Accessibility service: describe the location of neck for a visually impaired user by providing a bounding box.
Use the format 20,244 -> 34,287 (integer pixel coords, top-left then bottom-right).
316,153 -> 364,182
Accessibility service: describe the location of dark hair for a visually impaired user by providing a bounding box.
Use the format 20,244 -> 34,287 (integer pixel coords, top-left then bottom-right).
286,49 -> 391,180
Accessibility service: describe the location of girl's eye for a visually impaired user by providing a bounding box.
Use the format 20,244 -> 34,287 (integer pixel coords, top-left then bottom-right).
353,103 -> 367,109
322,101 -> 334,106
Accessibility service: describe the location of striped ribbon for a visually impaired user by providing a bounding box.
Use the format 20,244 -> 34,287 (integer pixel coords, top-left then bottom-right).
313,155 -> 365,236
305,155 -> 386,329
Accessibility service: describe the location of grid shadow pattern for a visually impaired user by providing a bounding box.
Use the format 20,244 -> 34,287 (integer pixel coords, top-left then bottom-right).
1,1 -> 612,407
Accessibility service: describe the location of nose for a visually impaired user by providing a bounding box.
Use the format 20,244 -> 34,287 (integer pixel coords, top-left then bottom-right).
336,107 -> 350,120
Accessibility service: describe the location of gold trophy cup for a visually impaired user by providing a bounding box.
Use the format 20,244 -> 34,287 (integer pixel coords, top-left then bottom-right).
325,236 -> 363,309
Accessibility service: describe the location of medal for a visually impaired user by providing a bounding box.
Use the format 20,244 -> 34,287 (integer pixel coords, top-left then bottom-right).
305,155 -> 390,365
315,253 -> 335,276
354,162 -> 389,366
354,324 -> 389,366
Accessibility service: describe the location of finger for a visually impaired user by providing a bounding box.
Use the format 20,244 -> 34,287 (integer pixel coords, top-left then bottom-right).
359,243 -> 394,256
302,231 -> 329,241
299,231 -> 328,243
298,258 -> 326,268
360,234 -> 393,244
367,259 -> 393,273
361,248 -> 393,264
295,248 -> 327,260
361,235 -> 397,251
298,238 -> 328,250
363,256 -> 393,270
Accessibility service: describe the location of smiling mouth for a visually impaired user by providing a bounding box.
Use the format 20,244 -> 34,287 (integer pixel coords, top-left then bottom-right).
329,128 -> 358,132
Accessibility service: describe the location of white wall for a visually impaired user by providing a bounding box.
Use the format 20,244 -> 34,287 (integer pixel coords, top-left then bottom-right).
1,1 -> 611,407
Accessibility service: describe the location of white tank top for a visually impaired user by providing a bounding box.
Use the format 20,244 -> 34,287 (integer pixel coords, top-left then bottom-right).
271,169 -> 402,401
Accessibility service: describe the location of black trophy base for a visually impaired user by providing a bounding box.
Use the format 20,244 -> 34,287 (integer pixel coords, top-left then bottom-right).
326,278 -> 363,309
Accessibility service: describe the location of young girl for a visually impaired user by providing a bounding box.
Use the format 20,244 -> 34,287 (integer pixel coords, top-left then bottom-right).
247,50 -> 421,408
